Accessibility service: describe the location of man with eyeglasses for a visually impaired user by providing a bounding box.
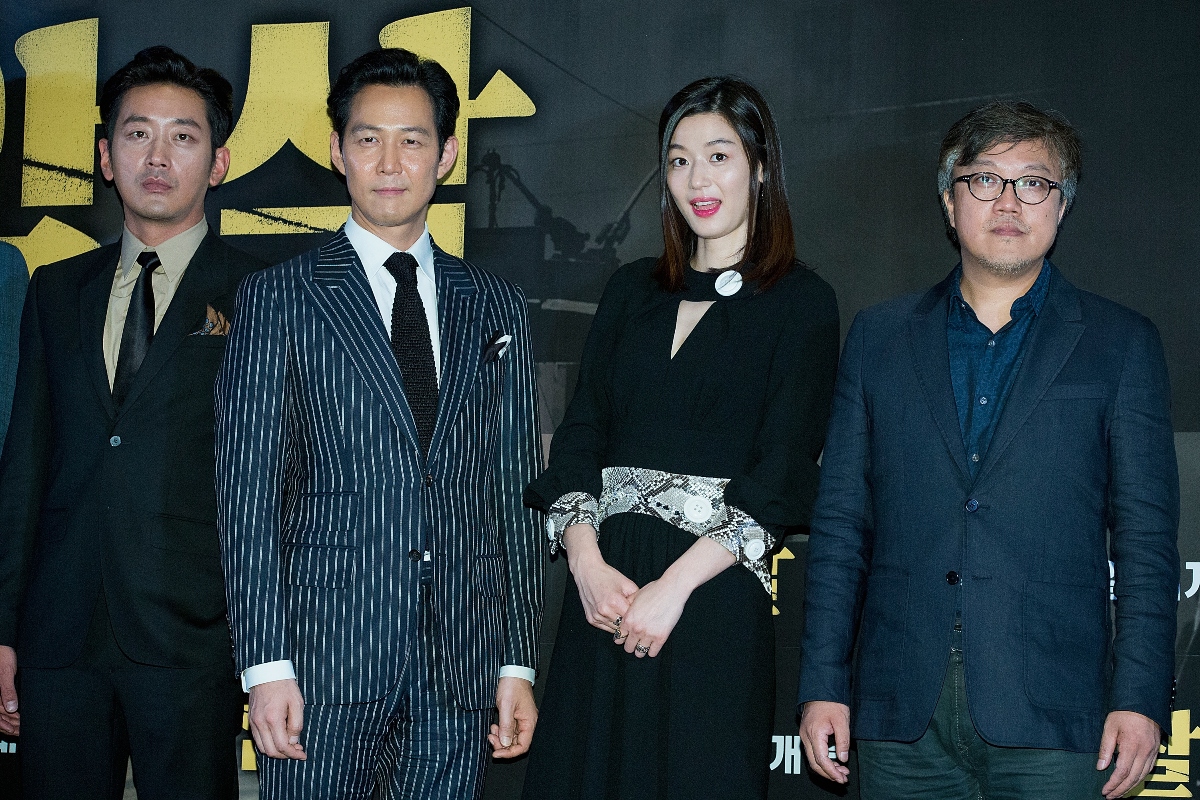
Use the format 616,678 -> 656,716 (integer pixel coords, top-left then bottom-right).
798,101 -> 1177,799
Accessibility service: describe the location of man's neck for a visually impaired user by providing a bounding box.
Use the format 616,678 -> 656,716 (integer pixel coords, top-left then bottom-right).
958,258 -> 1043,333
123,211 -> 207,248
350,208 -> 426,252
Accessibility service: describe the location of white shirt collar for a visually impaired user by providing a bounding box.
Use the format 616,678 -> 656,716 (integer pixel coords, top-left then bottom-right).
343,214 -> 436,286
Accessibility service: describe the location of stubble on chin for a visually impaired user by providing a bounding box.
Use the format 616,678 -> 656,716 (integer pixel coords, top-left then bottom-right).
976,255 -> 1042,278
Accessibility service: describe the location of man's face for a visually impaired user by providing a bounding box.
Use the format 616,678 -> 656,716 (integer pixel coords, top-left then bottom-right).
98,83 -> 228,240
943,138 -> 1067,278
330,83 -> 458,249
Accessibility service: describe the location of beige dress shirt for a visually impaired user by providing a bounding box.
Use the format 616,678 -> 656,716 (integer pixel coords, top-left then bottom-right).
102,219 -> 208,388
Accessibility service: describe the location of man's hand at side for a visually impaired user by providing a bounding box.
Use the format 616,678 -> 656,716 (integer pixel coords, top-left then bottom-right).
0,646 -> 18,736
1099,710 -> 1161,799
248,678 -> 307,760
799,700 -> 851,784
489,676 -> 537,758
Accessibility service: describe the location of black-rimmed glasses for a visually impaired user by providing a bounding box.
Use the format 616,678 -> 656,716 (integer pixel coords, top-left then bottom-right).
953,172 -> 1062,205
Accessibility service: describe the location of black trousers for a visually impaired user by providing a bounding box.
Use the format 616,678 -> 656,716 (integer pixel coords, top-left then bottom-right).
17,593 -> 243,800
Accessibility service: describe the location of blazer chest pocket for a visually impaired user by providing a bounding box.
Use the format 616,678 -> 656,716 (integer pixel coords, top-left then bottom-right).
472,555 -> 504,598
282,544 -> 355,588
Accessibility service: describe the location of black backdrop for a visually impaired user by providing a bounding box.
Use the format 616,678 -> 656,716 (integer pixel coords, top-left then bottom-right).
1,2 -> 1198,797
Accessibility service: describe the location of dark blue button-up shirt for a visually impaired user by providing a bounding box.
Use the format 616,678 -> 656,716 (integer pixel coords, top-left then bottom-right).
947,261 -> 1050,479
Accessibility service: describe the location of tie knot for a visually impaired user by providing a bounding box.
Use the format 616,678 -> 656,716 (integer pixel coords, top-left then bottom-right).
384,251 -> 419,284
136,250 -> 161,271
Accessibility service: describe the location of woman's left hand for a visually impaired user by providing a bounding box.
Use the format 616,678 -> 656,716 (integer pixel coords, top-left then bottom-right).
618,577 -> 690,658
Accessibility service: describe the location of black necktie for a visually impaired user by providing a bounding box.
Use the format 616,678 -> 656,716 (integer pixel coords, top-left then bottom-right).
384,252 -> 439,454
112,250 -> 158,407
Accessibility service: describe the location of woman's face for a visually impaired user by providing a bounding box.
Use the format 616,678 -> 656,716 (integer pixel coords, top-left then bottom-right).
666,112 -> 756,253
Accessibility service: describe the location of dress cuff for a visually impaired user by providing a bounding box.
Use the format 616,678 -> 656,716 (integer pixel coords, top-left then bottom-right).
545,491 -> 599,554
241,659 -> 297,692
498,664 -> 537,684
705,505 -> 774,592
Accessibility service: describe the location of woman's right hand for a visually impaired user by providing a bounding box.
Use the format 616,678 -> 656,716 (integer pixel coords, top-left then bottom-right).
563,523 -> 639,633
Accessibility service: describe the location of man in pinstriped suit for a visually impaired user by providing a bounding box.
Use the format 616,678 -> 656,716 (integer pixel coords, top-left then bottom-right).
215,48 -> 544,799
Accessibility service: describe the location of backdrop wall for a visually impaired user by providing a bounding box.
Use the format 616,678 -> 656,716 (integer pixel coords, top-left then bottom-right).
1,2 -> 1197,797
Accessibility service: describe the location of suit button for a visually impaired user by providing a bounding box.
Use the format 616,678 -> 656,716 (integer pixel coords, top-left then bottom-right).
408,549 -> 422,562
423,474 -> 434,487
965,498 -> 979,512
109,435 -> 121,447
946,571 -> 961,585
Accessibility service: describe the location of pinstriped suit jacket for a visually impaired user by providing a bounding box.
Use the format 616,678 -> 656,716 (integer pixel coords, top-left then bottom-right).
215,230 -> 543,710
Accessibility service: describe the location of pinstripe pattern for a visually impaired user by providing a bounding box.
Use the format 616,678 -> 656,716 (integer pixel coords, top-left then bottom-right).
216,229 -> 544,720
258,584 -> 491,800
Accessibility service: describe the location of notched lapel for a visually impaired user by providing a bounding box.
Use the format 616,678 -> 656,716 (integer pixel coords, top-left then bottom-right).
79,245 -> 121,421
428,245 -> 482,458
974,275 -> 1084,485
116,234 -> 227,413
908,276 -> 972,484
302,231 -> 423,453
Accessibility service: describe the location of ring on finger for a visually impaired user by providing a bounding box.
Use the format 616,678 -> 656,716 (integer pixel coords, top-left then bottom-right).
613,630 -> 627,642
635,643 -> 650,655
613,616 -> 622,629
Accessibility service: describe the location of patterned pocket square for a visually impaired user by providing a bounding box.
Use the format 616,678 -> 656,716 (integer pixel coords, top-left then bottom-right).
191,305 -> 231,336
482,331 -> 513,362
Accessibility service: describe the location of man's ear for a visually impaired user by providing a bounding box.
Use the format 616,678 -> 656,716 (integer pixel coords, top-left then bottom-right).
209,147 -> 231,187
99,139 -> 114,182
330,131 -> 347,177
436,135 -> 459,181
942,189 -> 957,232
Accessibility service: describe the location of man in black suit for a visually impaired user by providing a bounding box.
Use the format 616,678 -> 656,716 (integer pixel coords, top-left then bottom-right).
0,46 -> 263,799
798,102 -> 1178,800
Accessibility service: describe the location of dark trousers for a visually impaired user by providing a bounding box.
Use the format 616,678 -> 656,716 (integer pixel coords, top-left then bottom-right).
857,626 -> 1112,800
258,563 -> 493,800
18,593 -> 243,800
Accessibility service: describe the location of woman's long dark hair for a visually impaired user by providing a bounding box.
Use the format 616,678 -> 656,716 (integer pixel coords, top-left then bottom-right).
656,76 -> 797,292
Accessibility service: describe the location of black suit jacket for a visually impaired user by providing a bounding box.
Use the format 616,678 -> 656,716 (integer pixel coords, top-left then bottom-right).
0,232 -> 264,669
798,264 -> 1179,751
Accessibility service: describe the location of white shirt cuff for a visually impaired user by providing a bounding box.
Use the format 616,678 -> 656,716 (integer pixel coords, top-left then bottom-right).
498,664 -> 536,684
241,659 -> 297,691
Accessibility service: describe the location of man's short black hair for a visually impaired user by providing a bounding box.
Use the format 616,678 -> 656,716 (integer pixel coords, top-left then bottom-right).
99,46 -> 234,153
327,48 -> 460,150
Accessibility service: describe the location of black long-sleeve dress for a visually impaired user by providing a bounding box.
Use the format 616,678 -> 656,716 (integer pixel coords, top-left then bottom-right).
522,257 -> 839,799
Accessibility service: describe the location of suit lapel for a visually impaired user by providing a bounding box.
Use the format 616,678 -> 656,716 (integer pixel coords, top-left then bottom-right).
302,230 -> 423,454
974,269 -> 1084,485
907,274 -> 972,485
116,233 -> 227,413
78,244 -> 121,421
428,243 -> 481,459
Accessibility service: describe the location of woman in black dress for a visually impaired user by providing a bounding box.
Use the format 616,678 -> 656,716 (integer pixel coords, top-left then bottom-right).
521,76 -> 840,799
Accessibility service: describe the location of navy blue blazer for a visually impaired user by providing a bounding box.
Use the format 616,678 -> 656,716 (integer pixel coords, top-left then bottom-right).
798,264 -> 1178,752
215,231 -> 544,710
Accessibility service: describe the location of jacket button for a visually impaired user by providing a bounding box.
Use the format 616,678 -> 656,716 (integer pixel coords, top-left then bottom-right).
109,435 -> 121,447
946,571 -> 961,585
424,474 -> 434,487
408,549 -> 422,562
965,498 -> 979,512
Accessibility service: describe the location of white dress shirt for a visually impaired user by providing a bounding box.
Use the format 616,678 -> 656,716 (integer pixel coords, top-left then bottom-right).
241,215 -> 535,690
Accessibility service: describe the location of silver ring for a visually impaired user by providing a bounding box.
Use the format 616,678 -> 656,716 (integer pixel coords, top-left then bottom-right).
613,616 -> 622,628
614,630 -> 627,642
635,643 -> 650,655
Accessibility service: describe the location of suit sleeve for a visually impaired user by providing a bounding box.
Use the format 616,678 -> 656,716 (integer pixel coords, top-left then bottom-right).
523,262 -> 639,510
215,270 -> 292,676
495,286 -> 545,670
797,311 -> 874,708
1106,316 -> 1179,732
724,274 -> 840,534
0,268 -> 51,646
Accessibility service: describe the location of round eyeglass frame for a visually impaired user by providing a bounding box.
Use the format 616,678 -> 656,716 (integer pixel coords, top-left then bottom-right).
953,172 -> 1062,205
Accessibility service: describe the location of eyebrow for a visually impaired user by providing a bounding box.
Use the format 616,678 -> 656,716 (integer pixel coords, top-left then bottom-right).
122,114 -> 202,129
668,137 -> 738,150
350,123 -> 432,136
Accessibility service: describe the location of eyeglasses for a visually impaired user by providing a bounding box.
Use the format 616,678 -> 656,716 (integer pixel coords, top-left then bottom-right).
953,172 -> 1062,205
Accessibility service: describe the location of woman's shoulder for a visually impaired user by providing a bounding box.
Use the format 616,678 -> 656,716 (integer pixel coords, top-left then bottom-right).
759,261 -> 838,318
